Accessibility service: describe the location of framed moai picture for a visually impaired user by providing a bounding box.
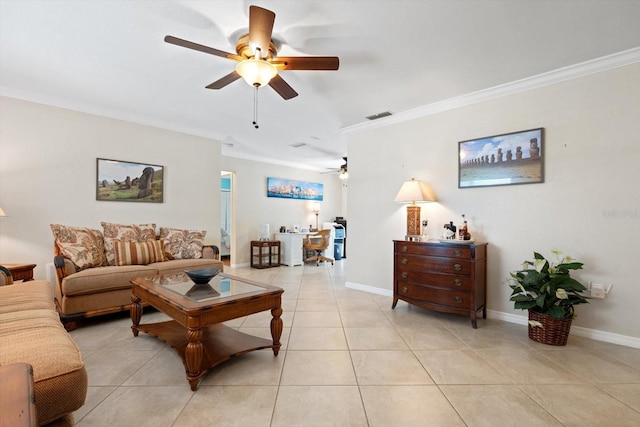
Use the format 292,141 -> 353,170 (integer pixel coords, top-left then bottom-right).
96,158 -> 164,202
458,128 -> 544,188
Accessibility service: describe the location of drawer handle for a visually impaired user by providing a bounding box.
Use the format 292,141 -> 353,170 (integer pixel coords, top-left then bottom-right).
454,279 -> 462,287
401,245 -> 408,252
454,296 -> 463,303
401,287 -> 408,293
401,272 -> 408,279
453,264 -> 462,271
401,258 -> 408,265
454,249 -> 462,257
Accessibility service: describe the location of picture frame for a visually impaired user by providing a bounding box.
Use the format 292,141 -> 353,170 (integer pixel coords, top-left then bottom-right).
96,158 -> 164,202
458,128 -> 544,188
266,177 -> 323,201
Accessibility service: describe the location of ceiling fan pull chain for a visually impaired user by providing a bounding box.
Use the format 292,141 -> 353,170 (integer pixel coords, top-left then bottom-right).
253,84 -> 259,129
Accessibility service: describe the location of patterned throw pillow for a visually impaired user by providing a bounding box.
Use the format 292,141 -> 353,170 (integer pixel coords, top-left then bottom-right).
113,240 -> 164,266
101,222 -> 157,265
159,227 -> 207,259
50,224 -> 108,270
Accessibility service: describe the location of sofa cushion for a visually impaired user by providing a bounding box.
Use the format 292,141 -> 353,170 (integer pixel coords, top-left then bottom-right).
151,258 -> 223,276
114,240 -> 165,266
50,224 -> 108,270
0,309 -> 87,426
0,280 -> 55,314
101,222 -> 157,265
61,264 -> 157,296
159,227 -> 207,260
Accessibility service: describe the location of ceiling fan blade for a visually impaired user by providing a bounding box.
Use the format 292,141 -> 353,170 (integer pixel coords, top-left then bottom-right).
269,74 -> 298,100
205,71 -> 241,89
272,56 -> 340,71
248,5 -> 275,56
164,35 -> 242,61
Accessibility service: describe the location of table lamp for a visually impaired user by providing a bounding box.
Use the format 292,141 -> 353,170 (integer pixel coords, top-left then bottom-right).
312,203 -> 321,231
394,178 -> 435,240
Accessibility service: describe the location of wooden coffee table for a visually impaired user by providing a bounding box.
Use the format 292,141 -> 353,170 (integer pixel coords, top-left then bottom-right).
130,272 -> 283,391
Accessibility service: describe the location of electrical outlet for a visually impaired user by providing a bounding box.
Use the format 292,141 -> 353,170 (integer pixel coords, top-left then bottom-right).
591,283 -> 606,299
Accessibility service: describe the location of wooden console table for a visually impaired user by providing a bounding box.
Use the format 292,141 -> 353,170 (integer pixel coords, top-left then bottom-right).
250,241 -> 281,269
2,263 -> 36,282
392,240 -> 487,328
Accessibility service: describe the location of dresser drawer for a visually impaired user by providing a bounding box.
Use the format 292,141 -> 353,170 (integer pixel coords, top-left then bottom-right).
397,282 -> 469,308
395,268 -> 471,291
395,254 -> 471,275
395,242 -> 471,259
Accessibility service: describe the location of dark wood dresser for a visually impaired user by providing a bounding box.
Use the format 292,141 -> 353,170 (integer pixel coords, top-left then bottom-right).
392,240 -> 488,328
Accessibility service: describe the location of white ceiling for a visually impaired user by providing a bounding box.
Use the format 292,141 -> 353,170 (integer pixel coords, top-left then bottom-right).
2,0 -> 640,172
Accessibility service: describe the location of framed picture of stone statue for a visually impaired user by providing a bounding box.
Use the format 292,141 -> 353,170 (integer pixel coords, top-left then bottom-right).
458,128 -> 544,188
96,158 -> 164,202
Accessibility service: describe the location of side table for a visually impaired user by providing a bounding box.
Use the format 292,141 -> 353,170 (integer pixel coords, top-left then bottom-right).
2,263 -> 37,282
250,241 -> 281,269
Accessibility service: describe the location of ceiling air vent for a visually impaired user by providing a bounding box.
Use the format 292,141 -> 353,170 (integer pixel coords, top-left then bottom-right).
366,111 -> 393,120
290,142 -> 307,148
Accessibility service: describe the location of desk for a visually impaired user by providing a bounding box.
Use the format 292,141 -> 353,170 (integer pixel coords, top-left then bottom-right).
250,241 -> 281,269
275,233 -> 306,266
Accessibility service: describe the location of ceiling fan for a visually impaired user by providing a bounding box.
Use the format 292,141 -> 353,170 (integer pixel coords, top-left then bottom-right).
338,157 -> 348,180
322,157 -> 348,179
164,5 -> 339,126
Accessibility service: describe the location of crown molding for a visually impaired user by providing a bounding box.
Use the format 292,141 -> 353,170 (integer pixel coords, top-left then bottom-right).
342,47 -> 640,135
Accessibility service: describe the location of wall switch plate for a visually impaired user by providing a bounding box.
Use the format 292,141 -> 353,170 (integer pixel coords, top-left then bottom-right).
591,283 -> 606,299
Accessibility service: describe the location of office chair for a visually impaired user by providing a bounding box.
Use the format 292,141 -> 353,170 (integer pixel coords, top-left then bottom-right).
303,229 -> 334,266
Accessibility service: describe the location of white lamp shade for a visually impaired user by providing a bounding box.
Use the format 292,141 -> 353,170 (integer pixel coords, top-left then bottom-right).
394,178 -> 435,203
235,59 -> 277,87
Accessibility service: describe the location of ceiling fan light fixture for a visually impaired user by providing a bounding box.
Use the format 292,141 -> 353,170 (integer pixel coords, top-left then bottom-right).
236,59 -> 277,87
339,170 -> 349,180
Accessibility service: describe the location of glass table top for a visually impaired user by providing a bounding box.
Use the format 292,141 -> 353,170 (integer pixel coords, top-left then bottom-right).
145,272 -> 265,303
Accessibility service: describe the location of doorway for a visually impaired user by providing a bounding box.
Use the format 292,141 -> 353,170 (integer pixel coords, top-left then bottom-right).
220,171 -> 233,266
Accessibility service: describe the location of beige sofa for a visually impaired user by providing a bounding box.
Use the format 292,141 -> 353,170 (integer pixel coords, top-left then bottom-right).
51,223 -> 223,329
0,271 -> 88,426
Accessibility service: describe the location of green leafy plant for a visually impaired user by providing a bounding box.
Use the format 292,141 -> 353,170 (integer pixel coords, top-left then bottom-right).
508,250 -> 589,319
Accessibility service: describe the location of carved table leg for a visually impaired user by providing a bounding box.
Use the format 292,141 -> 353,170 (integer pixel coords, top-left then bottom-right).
185,327 -> 203,391
270,306 -> 283,356
130,295 -> 142,337
391,297 -> 398,309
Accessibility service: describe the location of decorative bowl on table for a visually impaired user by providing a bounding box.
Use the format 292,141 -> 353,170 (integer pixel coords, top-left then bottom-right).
184,268 -> 220,285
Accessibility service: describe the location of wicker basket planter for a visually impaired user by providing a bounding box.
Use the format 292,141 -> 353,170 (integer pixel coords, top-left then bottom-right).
528,309 -> 573,346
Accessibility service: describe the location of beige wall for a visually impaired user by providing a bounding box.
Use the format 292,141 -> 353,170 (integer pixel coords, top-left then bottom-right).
220,156 -> 344,266
346,63 -> 640,342
0,97 -> 222,279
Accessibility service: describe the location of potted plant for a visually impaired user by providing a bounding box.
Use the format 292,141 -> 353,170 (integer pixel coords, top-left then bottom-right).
507,249 -> 589,345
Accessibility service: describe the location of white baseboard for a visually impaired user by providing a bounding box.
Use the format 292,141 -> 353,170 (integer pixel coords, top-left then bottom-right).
487,309 -> 640,349
346,281 -> 640,349
345,281 -> 392,297
232,262 -> 250,269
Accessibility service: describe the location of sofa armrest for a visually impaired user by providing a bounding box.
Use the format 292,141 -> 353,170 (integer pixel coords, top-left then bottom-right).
53,256 -> 76,281
202,245 -> 220,260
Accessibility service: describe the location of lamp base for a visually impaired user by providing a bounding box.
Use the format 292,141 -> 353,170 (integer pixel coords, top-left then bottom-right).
405,235 -> 422,241
405,205 -> 421,237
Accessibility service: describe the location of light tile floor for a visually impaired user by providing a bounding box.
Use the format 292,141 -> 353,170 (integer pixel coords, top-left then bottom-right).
71,261 -> 640,426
